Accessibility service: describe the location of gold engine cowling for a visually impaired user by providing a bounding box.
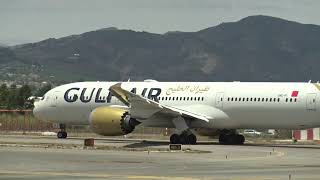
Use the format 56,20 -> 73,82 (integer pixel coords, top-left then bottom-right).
89,106 -> 140,136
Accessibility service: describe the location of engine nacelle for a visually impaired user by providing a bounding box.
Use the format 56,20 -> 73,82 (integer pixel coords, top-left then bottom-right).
89,106 -> 140,136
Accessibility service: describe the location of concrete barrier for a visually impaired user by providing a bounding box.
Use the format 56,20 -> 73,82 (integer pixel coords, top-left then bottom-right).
84,138 -> 94,147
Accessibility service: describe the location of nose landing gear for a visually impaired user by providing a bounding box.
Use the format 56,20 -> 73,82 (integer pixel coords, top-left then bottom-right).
57,124 -> 67,139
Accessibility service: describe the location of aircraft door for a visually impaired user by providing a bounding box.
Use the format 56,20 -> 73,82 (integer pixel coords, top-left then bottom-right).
215,92 -> 224,109
306,93 -> 316,111
50,91 -> 59,108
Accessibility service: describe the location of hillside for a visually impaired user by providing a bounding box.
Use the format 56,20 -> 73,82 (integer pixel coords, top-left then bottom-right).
5,15 -> 320,83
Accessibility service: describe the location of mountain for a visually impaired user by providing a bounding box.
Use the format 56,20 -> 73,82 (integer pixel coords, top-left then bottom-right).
6,15 -> 320,83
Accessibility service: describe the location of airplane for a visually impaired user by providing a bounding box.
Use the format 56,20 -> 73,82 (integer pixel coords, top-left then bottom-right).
32,80 -> 320,145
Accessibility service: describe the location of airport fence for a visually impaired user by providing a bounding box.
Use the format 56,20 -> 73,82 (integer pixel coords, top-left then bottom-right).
0,110 -> 56,133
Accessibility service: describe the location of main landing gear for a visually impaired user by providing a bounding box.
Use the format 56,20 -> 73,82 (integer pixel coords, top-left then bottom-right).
218,130 -> 245,145
170,131 -> 197,145
57,124 -> 67,139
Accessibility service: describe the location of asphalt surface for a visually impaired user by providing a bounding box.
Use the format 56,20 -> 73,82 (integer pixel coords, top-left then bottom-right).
0,135 -> 320,180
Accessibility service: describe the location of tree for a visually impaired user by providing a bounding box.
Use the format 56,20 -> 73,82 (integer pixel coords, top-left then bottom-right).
35,84 -> 52,97
16,85 -> 32,109
7,84 -> 18,109
0,84 -> 9,109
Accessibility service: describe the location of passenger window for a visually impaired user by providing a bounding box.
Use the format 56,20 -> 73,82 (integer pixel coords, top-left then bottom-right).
277,98 -> 280,102
202,97 -> 204,101
254,98 -> 256,102
285,98 -> 288,102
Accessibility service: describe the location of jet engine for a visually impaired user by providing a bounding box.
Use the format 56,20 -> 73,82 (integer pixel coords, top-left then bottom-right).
89,106 -> 140,136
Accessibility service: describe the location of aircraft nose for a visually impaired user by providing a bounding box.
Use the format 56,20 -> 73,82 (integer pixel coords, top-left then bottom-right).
33,101 -> 44,120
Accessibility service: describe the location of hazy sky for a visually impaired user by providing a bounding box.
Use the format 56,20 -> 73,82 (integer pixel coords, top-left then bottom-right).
1,0 -> 320,45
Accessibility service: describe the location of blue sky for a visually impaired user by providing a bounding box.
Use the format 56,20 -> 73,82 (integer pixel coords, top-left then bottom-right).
1,0 -> 320,45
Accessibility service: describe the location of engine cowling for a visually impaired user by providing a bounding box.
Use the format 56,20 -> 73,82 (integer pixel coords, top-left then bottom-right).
89,106 -> 140,136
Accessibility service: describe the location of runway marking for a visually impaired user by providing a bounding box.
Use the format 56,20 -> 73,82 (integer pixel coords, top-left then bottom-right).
0,170 -> 112,178
127,176 -> 199,180
0,170 -> 200,180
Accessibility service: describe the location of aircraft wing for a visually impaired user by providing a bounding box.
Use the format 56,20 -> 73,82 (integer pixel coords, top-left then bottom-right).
109,83 -> 210,122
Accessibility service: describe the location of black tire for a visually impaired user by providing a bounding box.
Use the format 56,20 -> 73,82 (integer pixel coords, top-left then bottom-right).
236,134 -> 245,145
219,134 -> 227,144
187,134 -> 197,145
57,131 -> 67,139
170,134 -> 180,144
62,131 -> 68,138
219,134 -> 245,145
57,131 -> 64,139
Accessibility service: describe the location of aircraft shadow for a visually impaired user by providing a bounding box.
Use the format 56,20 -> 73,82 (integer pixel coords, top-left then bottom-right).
124,140 -> 168,148
124,140 -> 320,149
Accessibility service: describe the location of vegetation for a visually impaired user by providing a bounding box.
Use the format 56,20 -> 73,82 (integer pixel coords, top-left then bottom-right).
0,84 -> 51,109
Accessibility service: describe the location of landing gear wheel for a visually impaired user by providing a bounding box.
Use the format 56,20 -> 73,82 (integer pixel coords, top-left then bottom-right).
57,131 -> 67,139
219,134 -> 227,145
57,124 -> 67,139
236,134 -> 245,145
170,134 -> 180,144
186,134 -> 197,145
219,134 -> 245,145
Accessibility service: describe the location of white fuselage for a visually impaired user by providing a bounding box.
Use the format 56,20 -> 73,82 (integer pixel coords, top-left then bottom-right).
33,81 -> 320,130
